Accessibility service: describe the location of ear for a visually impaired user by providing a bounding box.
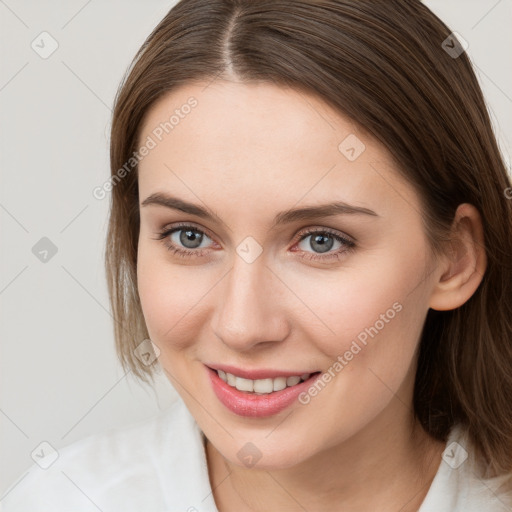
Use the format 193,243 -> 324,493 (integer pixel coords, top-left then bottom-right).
429,203 -> 487,311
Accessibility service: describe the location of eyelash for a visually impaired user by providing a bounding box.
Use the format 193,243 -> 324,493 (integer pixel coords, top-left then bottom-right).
153,222 -> 356,262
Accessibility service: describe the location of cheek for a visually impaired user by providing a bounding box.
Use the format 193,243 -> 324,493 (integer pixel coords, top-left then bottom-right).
283,255 -> 430,439
136,242 -> 211,350
285,246 -> 430,370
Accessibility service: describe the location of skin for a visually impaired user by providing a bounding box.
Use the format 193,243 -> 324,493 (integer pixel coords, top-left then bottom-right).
136,79 -> 487,511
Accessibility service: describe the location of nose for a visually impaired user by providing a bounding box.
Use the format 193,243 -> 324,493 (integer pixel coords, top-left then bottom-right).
210,252 -> 290,352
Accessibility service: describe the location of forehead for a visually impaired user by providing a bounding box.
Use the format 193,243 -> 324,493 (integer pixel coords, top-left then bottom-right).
137,80 -> 421,222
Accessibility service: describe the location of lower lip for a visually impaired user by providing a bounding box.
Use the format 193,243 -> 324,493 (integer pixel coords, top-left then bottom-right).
206,366 -> 322,418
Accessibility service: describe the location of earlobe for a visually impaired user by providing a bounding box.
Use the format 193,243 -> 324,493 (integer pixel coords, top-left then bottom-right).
429,204 -> 487,312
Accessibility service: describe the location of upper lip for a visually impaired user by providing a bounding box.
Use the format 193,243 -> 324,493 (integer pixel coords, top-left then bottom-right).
206,363 -> 319,380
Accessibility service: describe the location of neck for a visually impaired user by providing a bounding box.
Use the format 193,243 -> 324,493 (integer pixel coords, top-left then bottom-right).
206,405 -> 445,512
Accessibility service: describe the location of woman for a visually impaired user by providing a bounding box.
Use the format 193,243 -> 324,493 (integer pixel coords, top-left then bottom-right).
4,0 -> 512,510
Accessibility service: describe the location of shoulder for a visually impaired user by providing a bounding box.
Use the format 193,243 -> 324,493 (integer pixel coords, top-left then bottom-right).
420,424 -> 512,512
1,398 -> 217,512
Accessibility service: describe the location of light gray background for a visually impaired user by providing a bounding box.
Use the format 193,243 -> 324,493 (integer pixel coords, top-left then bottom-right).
1,0 -> 511,498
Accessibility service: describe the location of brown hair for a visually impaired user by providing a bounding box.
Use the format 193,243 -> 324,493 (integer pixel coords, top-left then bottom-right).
106,0 -> 512,477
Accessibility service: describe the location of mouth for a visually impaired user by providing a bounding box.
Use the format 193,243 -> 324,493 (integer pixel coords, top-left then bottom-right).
205,365 -> 322,417
211,367 -> 320,395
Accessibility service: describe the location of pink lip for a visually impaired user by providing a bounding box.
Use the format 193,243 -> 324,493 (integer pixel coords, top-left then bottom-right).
206,365 -> 322,418
205,363 -> 315,380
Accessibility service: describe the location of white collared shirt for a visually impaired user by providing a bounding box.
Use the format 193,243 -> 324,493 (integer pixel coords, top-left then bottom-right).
2,397 -> 511,511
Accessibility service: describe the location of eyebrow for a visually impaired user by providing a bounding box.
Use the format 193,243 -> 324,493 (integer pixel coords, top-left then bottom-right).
141,192 -> 379,228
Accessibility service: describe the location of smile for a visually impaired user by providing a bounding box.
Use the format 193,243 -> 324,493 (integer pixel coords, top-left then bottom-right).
216,369 -> 313,395
205,365 -> 322,417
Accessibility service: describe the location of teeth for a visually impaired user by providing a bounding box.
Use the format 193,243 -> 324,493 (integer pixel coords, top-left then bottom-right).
286,376 -> 301,386
273,377 -> 287,392
235,377 -> 254,392
253,378 -> 273,394
227,372 -> 236,386
216,370 -> 312,395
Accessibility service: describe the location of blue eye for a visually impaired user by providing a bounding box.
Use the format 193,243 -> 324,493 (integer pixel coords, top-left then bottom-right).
154,224 -> 356,262
294,228 -> 355,261
170,226 -> 211,250
154,224 -> 214,258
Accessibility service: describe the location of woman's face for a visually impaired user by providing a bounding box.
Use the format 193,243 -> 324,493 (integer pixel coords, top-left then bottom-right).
136,80 -> 442,469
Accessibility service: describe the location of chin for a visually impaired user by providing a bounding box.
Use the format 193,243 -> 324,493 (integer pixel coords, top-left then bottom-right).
220,437 -> 315,471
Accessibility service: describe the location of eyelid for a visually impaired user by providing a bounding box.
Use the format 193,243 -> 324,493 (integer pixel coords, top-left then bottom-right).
155,222 -> 356,265
161,221 -> 216,242
159,222 -> 355,245
295,225 -> 355,244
